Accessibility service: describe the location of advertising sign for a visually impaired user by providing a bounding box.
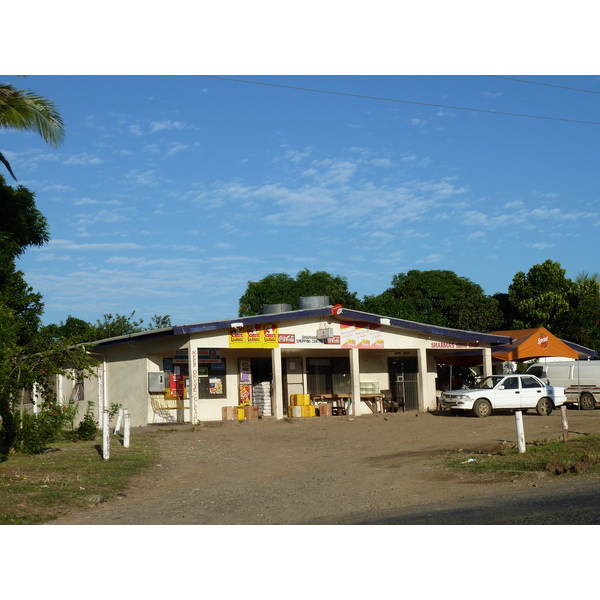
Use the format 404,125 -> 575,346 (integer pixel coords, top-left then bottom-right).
197,348 -> 221,363
228,323 -> 279,348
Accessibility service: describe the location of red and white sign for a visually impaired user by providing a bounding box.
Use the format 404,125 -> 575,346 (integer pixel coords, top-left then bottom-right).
537,334 -> 549,348
278,334 -> 296,344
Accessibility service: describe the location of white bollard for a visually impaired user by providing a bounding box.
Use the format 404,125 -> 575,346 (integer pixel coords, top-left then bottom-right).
102,409 -> 110,460
561,405 -> 569,442
515,410 -> 526,454
114,407 -> 124,434
124,411 -> 131,448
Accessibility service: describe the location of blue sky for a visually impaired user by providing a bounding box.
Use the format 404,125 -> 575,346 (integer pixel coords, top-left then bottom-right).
3,73 -> 600,327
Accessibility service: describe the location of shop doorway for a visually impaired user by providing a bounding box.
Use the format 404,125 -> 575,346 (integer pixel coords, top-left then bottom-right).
284,358 -> 304,411
388,357 -> 419,411
243,357 -> 273,417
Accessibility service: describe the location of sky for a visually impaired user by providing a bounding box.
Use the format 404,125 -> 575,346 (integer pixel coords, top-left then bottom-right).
4,3 -> 600,331
3,73 -> 600,328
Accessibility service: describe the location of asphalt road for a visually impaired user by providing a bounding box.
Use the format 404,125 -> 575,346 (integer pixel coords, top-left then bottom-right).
309,474 -> 600,524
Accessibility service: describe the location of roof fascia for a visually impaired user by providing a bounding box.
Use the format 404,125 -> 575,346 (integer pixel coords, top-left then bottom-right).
332,308 -> 512,345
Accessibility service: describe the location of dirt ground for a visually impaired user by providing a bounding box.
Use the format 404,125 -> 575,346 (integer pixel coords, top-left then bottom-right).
49,409 -> 600,525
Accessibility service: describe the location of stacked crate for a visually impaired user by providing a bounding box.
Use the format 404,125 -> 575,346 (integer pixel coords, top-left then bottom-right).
288,394 -> 317,418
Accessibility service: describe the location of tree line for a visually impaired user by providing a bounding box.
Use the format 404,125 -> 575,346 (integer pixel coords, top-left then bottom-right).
238,264 -> 600,353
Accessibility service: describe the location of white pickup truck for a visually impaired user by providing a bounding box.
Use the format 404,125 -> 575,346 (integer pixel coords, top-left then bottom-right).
440,373 -> 567,417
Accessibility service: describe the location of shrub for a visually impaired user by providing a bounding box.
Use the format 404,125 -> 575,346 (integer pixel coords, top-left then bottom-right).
13,402 -> 70,454
76,404 -> 98,441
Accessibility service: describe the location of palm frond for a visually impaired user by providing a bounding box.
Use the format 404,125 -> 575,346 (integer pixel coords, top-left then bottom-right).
0,150 -> 17,180
0,83 -> 65,148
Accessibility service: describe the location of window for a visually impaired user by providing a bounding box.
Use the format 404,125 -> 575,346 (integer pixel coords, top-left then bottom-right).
198,359 -> 227,399
307,357 -> 351,395
521,376 -> 543,389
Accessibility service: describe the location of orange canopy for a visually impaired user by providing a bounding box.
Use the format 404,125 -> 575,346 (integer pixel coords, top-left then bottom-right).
488,327 -> 578,361
435,327 -> 580,366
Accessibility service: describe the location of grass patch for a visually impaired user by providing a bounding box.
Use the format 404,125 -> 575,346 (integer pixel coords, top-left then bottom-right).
448,433 -> 600,477
0,433 -> 159,525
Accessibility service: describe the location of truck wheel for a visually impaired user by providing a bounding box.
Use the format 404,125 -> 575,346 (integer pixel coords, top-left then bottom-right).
472,399 -> 492,418
579,393 -> 595,411
536,397 -> 554,416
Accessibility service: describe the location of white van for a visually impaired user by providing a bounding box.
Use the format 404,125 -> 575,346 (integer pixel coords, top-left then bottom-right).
526,360 -> 600,410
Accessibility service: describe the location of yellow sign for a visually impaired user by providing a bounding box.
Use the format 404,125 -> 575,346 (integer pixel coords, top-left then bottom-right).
229,323 -> 278,348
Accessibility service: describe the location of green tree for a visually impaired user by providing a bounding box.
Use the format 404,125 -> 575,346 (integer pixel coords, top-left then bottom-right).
238,269 -> 361,316
43,312 -> 173,345
0,81 -> 65,180
561,271 -> 600,352
0,175 -> 49,345
363,269 -> 503,331
0,176 -> 98,455
507,260 -> 575,333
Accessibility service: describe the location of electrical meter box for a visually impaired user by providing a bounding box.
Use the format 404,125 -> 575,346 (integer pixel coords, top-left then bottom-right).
148,372 -> 166,393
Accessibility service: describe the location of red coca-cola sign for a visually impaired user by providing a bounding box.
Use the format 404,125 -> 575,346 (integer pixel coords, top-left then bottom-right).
278,334 -> 296,344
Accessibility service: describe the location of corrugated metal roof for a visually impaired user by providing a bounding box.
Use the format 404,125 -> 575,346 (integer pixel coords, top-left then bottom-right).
92,307 -> 512,348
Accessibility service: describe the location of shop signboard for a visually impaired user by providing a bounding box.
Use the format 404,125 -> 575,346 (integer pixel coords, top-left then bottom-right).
197,348 -> 221,363
228,323 -> 279,348
174,349 -> 188,364
341,321 -> 384,349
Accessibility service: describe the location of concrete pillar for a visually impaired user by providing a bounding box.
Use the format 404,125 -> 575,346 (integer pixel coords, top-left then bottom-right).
272,346 -> 284,419
482,347 -> 492,377
350,347 -> 361,416
188,343 -> 198,424
417,347 -> 428,411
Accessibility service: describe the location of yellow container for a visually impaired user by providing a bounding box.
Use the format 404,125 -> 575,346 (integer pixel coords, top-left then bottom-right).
291,394 -> 311,406
302,405 -> 316,417
237,408 -> 245,420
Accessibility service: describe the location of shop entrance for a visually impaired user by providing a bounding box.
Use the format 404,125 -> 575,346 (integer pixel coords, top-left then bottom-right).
242,357 -> 273,417
388,357 -> 419,411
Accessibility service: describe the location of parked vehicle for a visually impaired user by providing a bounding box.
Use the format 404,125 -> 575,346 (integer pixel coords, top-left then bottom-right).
440,374 -> 566,417
526,360 -> 600,410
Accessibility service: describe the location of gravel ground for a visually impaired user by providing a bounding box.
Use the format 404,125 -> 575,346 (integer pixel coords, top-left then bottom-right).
49,409 -> 600,525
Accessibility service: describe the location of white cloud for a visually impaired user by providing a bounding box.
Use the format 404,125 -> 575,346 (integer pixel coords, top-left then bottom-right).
63,153 -> 103,166
166,142 -> 189,157
149,120 -> 195,133
415,254 -> 442,263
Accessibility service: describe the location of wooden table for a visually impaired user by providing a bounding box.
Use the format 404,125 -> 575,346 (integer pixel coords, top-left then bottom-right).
310,393 -> 385,414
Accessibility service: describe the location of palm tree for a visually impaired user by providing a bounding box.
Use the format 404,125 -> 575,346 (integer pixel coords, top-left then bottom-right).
575,271 -> 600,296
0,82 -> 65,180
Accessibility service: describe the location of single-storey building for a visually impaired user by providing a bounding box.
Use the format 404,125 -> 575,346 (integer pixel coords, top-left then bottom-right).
55,298 -> 516,428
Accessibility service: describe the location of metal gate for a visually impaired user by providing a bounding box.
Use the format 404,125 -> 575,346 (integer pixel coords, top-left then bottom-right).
388,357 -> 420,411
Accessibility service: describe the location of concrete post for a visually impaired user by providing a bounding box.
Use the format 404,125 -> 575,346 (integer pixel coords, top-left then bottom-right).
189,343 -> 199,425
124,410 -> 131,448
102,410 -> 110,460
417,347 -> 428,411
272,346 -> 284,419
350,347 -> 361,416
482,347 -> 493,377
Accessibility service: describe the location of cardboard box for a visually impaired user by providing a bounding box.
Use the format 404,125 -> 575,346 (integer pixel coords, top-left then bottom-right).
243,405 -> 259,420
318,403 -> 332,417
222,407 -> 236,421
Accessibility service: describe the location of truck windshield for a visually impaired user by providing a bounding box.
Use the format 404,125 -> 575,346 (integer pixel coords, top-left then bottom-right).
527,366 -> 543,378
